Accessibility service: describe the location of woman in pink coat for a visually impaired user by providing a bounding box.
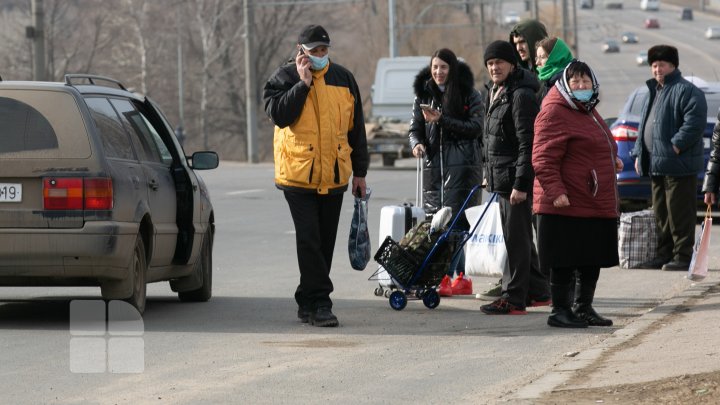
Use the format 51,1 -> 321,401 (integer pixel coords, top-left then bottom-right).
533,60 -> 623,328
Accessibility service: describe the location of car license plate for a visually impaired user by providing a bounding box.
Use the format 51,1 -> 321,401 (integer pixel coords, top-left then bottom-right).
0,183 -> 22,202
704,138 -> 711,149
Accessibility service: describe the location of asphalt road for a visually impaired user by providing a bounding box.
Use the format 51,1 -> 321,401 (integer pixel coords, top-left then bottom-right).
0,161 -> 715,404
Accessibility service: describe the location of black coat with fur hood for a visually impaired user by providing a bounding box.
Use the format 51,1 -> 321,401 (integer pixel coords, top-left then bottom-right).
408,61 -> 483,224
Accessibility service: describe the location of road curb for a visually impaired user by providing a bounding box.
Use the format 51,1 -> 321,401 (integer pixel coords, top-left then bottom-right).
507,278 -> 719,401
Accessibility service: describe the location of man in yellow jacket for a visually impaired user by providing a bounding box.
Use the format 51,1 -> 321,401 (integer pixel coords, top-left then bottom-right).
263,25 -> 369,327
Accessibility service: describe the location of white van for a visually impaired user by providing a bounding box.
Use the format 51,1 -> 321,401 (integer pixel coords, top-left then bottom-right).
370,56 -> 429,121
640,0 -> 660,11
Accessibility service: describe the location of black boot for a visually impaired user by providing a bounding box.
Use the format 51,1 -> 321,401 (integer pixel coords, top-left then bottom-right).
573,274 -> 613,327
547,283 -> 588,328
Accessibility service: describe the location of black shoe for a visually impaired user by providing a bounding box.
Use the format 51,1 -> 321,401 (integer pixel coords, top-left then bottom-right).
662,260 -> 690,271
637,257 -> 669,269
480,298 -> 527,315
309,306 -> 339,327
297,307 -> 310,323
547,307 -> 588,328
574,305 -> 613,326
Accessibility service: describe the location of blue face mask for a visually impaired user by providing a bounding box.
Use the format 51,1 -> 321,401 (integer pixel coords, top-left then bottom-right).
308,54 -> 329,70
573,89 -> 594,102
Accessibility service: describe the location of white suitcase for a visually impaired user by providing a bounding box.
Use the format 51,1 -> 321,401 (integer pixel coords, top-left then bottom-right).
372,158 -> 426,296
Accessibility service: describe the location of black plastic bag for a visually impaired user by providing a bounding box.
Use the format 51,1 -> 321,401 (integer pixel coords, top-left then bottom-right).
348,189 -> 371,270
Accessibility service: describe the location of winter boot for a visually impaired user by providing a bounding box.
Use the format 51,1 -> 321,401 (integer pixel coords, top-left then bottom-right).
573,276 -> 613,326
547,283 -> 588,328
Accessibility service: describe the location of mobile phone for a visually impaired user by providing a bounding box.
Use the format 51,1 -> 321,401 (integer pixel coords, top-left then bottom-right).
298,47 -> 305,56
419,103 -> 433,110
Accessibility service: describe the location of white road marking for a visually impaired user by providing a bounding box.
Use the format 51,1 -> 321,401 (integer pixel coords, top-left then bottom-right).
227,189 -> 264,196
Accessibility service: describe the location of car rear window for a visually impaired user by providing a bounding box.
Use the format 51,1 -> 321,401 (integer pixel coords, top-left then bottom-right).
706,94 -> 720,118
0,89 -> 90,158
625,87 -> 720,120
628,89 -> 648,116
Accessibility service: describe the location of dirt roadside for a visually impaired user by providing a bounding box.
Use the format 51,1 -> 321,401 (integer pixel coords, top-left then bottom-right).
535,285 -> 720,404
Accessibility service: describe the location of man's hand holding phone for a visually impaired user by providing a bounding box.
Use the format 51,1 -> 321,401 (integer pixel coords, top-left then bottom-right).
296,47 -> 312,87
420,103 -> 441,123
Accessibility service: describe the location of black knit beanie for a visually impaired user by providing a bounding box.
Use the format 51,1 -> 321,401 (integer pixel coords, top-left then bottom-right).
484,40 -> 517,65
647,45 -> 679,67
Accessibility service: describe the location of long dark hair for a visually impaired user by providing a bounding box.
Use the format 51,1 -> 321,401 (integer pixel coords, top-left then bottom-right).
430,48 -> 464,117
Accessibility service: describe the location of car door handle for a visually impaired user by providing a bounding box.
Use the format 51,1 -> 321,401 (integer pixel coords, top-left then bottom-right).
148,179 -> 159,191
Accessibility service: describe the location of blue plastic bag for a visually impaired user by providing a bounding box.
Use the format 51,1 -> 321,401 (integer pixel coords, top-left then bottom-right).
348,188 -> 371,270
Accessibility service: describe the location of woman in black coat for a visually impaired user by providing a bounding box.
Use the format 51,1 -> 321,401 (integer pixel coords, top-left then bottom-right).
408,48 -> 483,281
408,48 -> 484,224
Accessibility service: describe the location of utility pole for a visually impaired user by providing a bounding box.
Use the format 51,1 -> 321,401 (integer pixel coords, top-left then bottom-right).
244,0 -> 258,163
176,7 -> 185,147
30,0 -> 45,81
389,0 -> 397,57
562,0 -> 570,49
572,0 -> 579,56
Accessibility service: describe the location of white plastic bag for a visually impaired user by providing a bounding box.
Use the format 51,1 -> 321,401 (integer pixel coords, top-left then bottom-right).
688,206 -> 712,281
463,199 -> 506,278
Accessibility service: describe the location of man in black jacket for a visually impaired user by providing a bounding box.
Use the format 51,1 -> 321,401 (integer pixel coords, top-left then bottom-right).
480,40 -> 543,315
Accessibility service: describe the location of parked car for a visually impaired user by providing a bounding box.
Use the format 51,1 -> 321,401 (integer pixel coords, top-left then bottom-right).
610,77 -> 720,203
502,11 -> 521,27
0,74 -> 219,313
621,32 -> 638,43
645,18 -> 660,29
680,7 -> 693,20
602,39 -> 620,53
636,51 -> 648,66
580,0 -> 594,9
706,27 -> 720,39
605,1 -> 623,9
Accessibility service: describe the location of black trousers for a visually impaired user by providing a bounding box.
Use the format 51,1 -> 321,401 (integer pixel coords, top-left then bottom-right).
651,175 -> 697,263
283,190 -> 344,310
498,193 -> 545,308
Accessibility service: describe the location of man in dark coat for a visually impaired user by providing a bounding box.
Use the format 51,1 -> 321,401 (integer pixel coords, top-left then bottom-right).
632,45 -> 706,271
509,19 -> 548,75
480,40 -> 546,315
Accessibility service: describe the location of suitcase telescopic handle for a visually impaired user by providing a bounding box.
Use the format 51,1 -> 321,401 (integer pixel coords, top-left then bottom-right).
416,155 -> 423,208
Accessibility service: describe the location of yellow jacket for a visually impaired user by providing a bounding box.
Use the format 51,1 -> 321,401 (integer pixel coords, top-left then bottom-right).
263,62 -> 368,194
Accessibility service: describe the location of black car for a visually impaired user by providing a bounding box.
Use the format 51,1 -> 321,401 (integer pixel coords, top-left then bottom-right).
0,74 -> 219,313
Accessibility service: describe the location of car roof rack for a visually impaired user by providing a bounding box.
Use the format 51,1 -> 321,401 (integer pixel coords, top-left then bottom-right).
64,74 -> 127,91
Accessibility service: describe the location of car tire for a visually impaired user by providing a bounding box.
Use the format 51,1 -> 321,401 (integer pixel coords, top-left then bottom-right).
125,234 -> 147,314
178,230 -> 212,302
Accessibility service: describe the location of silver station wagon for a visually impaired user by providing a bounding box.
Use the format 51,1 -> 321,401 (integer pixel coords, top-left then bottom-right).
0,75 -> 218,313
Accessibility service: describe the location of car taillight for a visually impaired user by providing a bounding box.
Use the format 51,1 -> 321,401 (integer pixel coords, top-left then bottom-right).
84,178 -> 113,210
43,177 -> 113,210
612,124 -> 639,141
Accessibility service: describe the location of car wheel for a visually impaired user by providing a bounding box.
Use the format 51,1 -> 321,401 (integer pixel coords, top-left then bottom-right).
178,230 -> 213,302
382,154 -> 396,167
125,235 -> 147,314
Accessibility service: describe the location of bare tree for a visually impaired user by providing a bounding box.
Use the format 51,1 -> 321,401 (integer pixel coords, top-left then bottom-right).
0,4 -> 32,80
123,0 -> 151,94
44,0 -> 115,80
